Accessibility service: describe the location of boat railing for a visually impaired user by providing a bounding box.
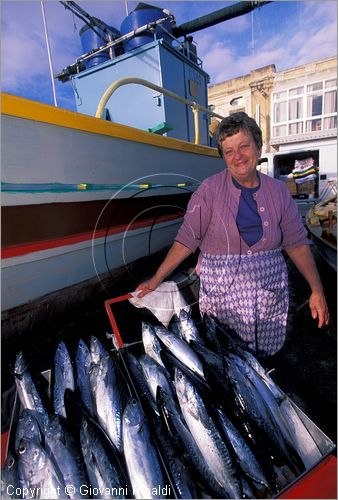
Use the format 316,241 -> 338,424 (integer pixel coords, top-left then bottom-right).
95,77 -> 224,145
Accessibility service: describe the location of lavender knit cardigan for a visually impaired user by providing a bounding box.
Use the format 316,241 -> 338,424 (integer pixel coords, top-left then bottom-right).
175,169 -> 310,263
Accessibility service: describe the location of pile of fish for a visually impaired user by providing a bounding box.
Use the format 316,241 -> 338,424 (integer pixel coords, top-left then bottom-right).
2,310 -> 325,499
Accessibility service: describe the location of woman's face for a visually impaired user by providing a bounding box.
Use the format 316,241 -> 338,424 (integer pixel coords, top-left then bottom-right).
220,129 -> 261,186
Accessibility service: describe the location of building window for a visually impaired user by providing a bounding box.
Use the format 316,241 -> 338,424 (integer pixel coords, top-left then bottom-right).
324,90 -> 337,114
324,116 -> 337,129
274,101 -> 287,122
289,122 -> 303,134
307,94 -> 323,118
273,124 -> 287,137
272,77 -> 337,139
289,86 -> 303,97
289,98 -> 303,120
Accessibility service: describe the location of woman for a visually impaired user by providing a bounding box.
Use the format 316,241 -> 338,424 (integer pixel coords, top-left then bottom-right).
136,112 -> 329,358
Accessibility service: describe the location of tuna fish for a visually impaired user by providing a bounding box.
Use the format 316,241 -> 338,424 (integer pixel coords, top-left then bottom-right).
17,437 -> 66,499
44,415 -> 89,499
1,451 -> 20,499
154,326 -> 204,379
80,417 -> 128,499
75,340 -> 95,416
122,398 -> 167,499
89,336 -> 123,452
174,369 -> 243,499
14,352 -> 49,431
176,309 -> 204,345
139,354 -> 174,402
53,342 -> 75,419
142,322 -> 165,368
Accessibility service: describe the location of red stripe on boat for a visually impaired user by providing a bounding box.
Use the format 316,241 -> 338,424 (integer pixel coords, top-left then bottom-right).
2,212 -> 183,259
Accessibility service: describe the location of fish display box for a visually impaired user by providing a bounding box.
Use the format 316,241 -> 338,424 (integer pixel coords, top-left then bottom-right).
104,294 -> 337,499
2,293 -> 336,500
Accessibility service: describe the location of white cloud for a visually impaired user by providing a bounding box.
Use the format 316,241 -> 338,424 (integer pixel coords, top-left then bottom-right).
1,1 -> 336,107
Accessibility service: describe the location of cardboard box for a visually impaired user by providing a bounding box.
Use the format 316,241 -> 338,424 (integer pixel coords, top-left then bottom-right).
285,178 -> 298,195
297,180 -> 316,195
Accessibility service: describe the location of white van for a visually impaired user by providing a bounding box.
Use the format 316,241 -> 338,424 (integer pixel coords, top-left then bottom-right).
258,139 -> 337,218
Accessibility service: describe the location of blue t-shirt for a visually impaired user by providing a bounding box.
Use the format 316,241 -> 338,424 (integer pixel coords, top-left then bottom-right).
232,177 -> 263,247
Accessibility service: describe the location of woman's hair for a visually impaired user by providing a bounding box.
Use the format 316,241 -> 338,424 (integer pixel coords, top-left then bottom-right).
215,112 -> 263,158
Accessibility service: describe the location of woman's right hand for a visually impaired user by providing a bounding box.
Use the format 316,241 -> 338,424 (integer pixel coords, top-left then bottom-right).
135,275 -> 162,298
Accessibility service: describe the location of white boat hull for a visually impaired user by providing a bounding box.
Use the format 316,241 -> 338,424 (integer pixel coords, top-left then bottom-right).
1,94 -> 224,321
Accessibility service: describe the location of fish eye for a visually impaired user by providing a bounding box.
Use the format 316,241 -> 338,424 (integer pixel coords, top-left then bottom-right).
8,457 -> 15,468
18,444 -> 26,454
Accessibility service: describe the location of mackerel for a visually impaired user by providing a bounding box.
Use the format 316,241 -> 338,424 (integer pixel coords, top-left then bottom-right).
154,326 -> 204,379
122,398 -> 167,499
174,369 -> 243,498
53,341 -> 75,419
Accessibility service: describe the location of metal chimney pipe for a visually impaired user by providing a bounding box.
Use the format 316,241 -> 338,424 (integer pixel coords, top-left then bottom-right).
172,1 -> 272,38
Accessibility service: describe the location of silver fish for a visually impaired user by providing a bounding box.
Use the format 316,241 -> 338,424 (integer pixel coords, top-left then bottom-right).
89,336 -> 123,452
225,355 -> 303,475
154,326 -> 204,379
139,354 -> 174,403
75,340 -> 95,415
80,418 -> 127,499
17,437 -> 66,499
14,352 -> 49,431
1,451 -> 20,499
122,398 -> 167,499
216,407 -> 270,489
54,342 -> 75,419
174,369 -> 243,499
142,323 -> 165,367
177,309 -> 204,345
238,352 -> 323,468
14,409 -> 43,452
230,353 -> 308,472
44,415 -> 89,499
156,387 -> 229,499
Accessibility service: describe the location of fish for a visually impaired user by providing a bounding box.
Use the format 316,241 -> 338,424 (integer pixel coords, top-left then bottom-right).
89,336 -> 123,452
154,326 -> 205,379
75,340 -> 95,416
224,355 -> 302,476
80,417 -> 128,499
142,322 -> 165,368
156,387 -> 230,499
229,353 -> 306,474
122,398 -> 167,499
175,309 -> 204,345
189,340 -> 224,375
14,409 -> 43,452
168,314 -> 183,339
122,351 -> 159,417
235,351 -> 323,469
14,352 -> 49,431
44,415 -> 89,499
53,342 -> 75,419
150,418 -> 199,499
174,369 -> 243,499
16,437 -> 67,499
1,451 -> 21,499
139,354 -> 175,402
215,407 -> 270,493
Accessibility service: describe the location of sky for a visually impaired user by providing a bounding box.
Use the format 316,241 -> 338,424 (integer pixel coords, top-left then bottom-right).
1,0 -> 337,111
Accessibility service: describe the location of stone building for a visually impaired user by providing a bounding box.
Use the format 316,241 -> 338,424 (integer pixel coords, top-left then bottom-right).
208,56 -> 337,154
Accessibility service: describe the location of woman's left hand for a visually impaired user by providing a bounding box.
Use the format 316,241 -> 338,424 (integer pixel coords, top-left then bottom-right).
309,290 -> 330,328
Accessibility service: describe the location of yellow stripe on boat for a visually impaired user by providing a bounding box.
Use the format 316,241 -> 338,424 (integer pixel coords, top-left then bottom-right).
1,93 -> 220,157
